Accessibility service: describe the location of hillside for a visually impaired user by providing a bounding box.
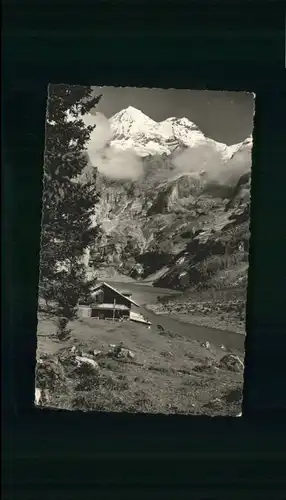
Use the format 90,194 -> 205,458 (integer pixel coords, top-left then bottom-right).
36,315 -> 244,416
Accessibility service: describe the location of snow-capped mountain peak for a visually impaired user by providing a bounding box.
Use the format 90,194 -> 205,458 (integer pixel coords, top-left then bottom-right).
110,106 -> 158,138
108,106 -> 251,160
109,107 -> 209,157
115,105 -> 154,122
162,116 -> 200,130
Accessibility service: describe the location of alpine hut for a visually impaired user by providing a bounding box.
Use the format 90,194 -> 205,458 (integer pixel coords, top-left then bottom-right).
87,282 -> 140,321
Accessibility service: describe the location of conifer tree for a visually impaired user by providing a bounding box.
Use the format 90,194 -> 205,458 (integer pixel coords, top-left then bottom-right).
39,84 -> 102,337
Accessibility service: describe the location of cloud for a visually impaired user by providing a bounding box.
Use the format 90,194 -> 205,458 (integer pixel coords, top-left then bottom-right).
84,112 -> 143,181
172,140 -> 252,186
90,147 -> 144,181
83,112 -> 112,151
81,111 -> 252,185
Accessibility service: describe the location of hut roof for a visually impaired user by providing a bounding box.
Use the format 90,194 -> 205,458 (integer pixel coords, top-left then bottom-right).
91,282 -> 140,307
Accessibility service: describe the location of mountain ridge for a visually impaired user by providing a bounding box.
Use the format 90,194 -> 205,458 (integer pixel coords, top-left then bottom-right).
107,106 -> 252,159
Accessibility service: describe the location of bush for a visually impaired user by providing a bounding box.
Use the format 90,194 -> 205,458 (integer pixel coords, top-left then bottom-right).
36,357 -> 66,390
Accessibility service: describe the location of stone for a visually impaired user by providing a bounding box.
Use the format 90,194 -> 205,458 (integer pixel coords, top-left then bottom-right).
35,388 -> 50,406
42,389 -> 50,404
35,388 -> 41,405
203,398 -> 222,410
201,341 -> 210,349
93,349 -> 103,357
108,344 -> 135,360
157,324 -> 165,332
219,354 -> 244,372
117,348 -> 134,359
80,351 -> 94,360
75,356 -> 99,370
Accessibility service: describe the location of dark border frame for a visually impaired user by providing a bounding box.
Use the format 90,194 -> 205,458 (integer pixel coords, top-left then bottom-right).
3,2 -> 286,498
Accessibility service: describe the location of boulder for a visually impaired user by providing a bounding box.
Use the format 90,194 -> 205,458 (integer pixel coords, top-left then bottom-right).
108,344 -> 135,360
117,348 -> 135,360
219,354 -> 244,372
75,356 -> 99,370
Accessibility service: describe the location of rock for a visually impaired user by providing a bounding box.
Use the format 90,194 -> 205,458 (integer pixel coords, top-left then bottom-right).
71,346 -> 82,355
117,348 -> 135,360
80,351 -> 95,360
203,398 -> 222,410
157,324 -> 165,332
42,389 -> 50,404
35,388 -> 41,405
219,354 -> 244,372
75,356 -> 99,370
108,344 -> 135,360
108,345 -> 122,357
201,341 -> 210,349
220,344 -> 226,350
93,349 -> 103,357
35,388 -> 50,406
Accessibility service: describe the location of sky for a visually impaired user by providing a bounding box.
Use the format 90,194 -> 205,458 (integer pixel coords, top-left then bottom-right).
92,86 -> 255,146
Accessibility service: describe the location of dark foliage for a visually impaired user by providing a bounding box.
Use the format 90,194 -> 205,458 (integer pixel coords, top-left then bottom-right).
39,84 -> 102,334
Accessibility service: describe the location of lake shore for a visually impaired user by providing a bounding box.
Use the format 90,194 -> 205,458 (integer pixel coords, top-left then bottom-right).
145,304 -> 246,336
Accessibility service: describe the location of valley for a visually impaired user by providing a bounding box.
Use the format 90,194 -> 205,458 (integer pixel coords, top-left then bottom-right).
36,100 -> 252,416
84,106 -> 252,337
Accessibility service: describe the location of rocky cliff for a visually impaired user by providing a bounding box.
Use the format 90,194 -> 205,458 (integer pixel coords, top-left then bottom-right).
83,107 -> 252,294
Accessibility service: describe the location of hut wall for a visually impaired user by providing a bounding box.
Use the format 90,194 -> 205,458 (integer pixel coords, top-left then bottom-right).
91,307 -> 130,320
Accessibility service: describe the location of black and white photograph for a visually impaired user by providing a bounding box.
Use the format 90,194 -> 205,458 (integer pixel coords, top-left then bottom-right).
36,84 -> 254,416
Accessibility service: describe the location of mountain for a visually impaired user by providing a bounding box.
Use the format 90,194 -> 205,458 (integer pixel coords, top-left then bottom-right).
83,107 -> 252,314
108,106 -> 248,159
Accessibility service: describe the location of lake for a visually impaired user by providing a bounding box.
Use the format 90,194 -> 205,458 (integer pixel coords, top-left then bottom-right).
107,281 -> 245,352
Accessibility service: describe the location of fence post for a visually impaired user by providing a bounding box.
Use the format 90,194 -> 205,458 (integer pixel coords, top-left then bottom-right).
113,299 -> 116,321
